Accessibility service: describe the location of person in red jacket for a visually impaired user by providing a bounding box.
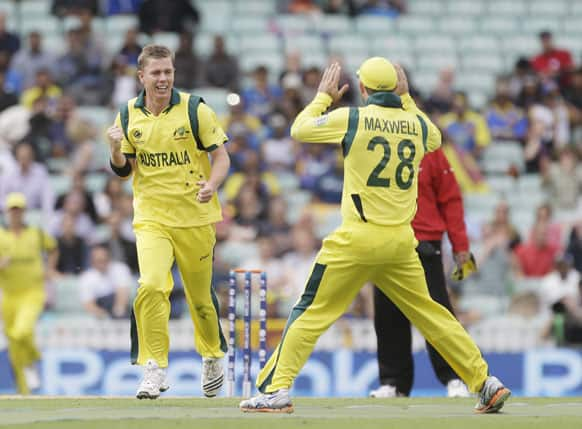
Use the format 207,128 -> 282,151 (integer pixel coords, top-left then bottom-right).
531,31 -> 573,81
370,148 -> 473,398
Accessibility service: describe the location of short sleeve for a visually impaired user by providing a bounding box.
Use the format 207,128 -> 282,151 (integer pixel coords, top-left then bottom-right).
41,230 -> 57,252
115,112 -> 135,157
196,102 -> 229,152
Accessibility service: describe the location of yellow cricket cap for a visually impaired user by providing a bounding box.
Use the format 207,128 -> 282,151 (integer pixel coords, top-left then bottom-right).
5,192 -> 27,209
357,57 -> 398,91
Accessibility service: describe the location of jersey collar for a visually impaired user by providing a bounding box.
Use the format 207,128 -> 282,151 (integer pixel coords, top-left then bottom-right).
134,88 -> 181,114
365,92 -> 402,108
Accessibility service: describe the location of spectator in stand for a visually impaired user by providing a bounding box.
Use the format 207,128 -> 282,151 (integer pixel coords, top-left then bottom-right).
0,142 -> 55,221
204,35 -> 239,91
105,210 -> 139,274
279,52 -> 303,88
301,66 -> 322,106
221,99 -> 262,143
486,78 -> 528,142
0,51 -> 22,94
49,190 -> 96,242
297,142 -> 337,191
48,94 -> 77,157
0,13 -> 19,60
279,73 -> 305,122
51,0 -> 99,17
261,113 -> 297,173
0,71 -> 17,113
10,31 -> 58,91
258,196 -> 293,257
228,186 -> 266,242
79,244 -> 132,319
529,82 -> 570,150
513,222 -> 561,278
313,150 -> 343,204
564,67 -> 582,128
242,66 -> 282,123
523,117 -> 549,174
540,254 -> 580,315
425,67 -> 455,115
57,28 -> 106,105
174,30 -> 203,90
108,54 -> 138,108
542,146 -> 582,211
439,92 -> 491,158
532,203 -> 563,249
531,31 -> 573,84
566,221 -> 582,274
56,212 -> 89,274
55,170 -> 98,223
94,175 -> 125,221
20,69 -> 62,110
138,0 -> 199,35
117,28 -> 142,68
508,58 -> 536,101
223,150 -> 280,204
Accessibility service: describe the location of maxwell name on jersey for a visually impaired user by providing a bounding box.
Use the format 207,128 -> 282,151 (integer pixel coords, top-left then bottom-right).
363,117 -> 419,136
138,150 -> 192,167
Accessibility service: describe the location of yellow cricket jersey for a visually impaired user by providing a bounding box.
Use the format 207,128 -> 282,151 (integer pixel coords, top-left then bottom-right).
116,89 -> 228,227
0,226 -> 56,292
291,92 -> 441,226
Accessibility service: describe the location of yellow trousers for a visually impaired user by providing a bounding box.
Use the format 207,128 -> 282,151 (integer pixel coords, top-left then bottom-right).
132,222 -> 226,367
256,222 -> 488,393
1,287 -> 45,394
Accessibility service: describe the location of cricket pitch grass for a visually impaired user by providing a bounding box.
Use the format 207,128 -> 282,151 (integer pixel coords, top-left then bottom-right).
1,397 -> 581,429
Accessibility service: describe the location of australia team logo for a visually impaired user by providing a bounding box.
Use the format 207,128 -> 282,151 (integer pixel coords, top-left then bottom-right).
131,128 -> 144,145
173,126 -> 190,140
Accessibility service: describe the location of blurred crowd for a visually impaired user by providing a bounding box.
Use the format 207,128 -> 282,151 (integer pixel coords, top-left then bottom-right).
0,0 -> 581,347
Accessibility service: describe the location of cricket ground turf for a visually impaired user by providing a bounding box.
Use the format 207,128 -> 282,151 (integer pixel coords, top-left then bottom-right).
0,397 -> 581,429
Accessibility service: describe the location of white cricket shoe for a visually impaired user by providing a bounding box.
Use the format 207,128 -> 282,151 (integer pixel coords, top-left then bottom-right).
201,357 -> 224,397
23,365 -> 41,391
240,389 -> 294,413
474,376 -> 511,414
136,359 -> 167,399
369,384 -> 398,398
447,379 -> 471,398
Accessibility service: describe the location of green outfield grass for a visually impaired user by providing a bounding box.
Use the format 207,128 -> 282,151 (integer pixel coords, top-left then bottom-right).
1,397 -> 581,429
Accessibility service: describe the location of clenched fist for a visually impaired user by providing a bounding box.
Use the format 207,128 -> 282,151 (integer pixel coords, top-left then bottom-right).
107,125 -> 124,154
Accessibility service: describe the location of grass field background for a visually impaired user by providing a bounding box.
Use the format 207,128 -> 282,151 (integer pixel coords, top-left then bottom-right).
1,397 -> 582,429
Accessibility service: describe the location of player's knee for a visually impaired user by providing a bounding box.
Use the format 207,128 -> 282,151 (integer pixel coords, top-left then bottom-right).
135,282 -> 170,302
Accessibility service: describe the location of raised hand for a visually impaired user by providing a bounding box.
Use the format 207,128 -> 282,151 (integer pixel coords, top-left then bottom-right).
317,62 -> 349,104
393,63 -> 409,96
107,125 -> 124,154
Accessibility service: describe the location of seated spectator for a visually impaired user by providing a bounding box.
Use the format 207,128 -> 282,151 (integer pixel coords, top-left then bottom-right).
530,31 -> 573,85
542,146 -> 582,211
566,221 -> 582,274
223,150 -> 280,202
529,82 -> 570,151
228,187 -> 266,242
204,35 -> 239,91
55,170 -> 98,223
513,222 -> 561,278
486,78 -> 528,142
258,196 -> 293,257
278,73 -> 305,123
0,141 -> 55,221
508,58 -> 535,101
49,190 -> 96,242
138,0 -> 199,35
47,94 -> 77,157
93,175 -> 125,221
313,150 -> 343,204
0,71 -> 17,113
439,92 -> 491,158
65,115 -> 102,174
174,30 -> 203,90
78,245 -> 132,319
221,99 -> 262,142
105,210 -> 138,274
530,203 -> 562,250
0,13 -> 20,60
564,67 -> 582,128
540,254 -> 580,313
108,55 -> 138,108
296,143 -> 337,191
279,51 -> 303,89
261,113 -> 296,173
242,66 -> 282,124
20,69 -> 62,111
117,28 -> 142,68
56,212 -> 89,274
0,51 -> 22,94
425,67 -> 455,115
301,66 -> 322,106
10,31 -> 58,91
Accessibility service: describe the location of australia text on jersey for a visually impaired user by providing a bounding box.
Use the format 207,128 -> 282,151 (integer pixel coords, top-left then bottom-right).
138,150 -> 191,167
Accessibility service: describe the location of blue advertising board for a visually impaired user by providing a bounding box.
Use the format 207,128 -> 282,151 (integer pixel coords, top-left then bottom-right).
1,348 -> 582,396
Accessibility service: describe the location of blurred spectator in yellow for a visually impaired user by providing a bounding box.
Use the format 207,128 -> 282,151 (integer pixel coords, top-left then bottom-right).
78,244 -> 132,319
20,69 -> 62,110
439,92 -> 491,158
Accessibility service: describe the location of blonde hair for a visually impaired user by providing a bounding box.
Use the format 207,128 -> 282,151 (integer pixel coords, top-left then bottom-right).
137,45 -> 174,70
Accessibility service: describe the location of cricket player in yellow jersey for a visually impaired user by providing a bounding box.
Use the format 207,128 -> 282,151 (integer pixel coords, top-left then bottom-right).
0,193 -> 58,394
107,45 -> 230,399
240,59 -> 511,414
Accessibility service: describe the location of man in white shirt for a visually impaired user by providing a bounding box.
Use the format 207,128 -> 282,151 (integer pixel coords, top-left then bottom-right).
79,245 -> 133,319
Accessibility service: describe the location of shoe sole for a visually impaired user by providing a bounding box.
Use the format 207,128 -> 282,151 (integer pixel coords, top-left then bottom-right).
474,388 -> 511,414
160,386 -> 169,393
240,405 -> 294,414
136,391 -> 160,400
202,374 -> 224,398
